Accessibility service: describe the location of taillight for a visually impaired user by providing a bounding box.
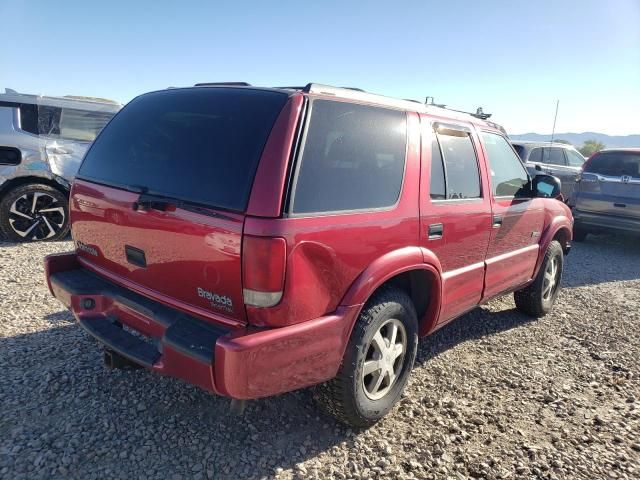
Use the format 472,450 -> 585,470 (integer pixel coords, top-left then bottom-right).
242,236 -> 286,308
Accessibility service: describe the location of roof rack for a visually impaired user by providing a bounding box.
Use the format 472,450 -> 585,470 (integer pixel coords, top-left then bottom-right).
426,96 -> 492,120
302,85 -> 496,122
188,82 -> 499,127
194,82 -> 252,87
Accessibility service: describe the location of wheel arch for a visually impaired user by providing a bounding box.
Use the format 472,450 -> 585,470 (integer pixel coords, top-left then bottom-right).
339,246 -> 443,341
533,217 -> 572,278
0,175 -> 70,200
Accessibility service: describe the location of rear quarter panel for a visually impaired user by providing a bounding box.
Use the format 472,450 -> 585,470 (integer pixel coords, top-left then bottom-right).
244,112 -> 422,327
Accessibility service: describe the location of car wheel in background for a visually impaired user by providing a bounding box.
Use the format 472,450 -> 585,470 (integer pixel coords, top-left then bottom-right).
0,183 -> 70,242
514,240 -> 564,317
314,286 -> 418,428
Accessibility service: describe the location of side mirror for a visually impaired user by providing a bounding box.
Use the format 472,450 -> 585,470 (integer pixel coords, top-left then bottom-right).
535,164 -> 542,171
532,174 -> 562,199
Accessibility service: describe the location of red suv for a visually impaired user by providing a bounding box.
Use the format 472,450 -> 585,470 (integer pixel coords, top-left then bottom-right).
45,83 -> 573,427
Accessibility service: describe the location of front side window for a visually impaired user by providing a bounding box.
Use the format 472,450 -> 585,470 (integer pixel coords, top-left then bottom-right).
482,131 -> 530,197
542,147 -> 566,166
429,137 -> 446,200
511,144 -> 525,160
565,149 -> 586,167
435,129 -> 481,199
291,100 -> 407,214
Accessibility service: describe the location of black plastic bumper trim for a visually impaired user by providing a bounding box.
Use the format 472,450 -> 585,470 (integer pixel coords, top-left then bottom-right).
80,317 -> 160,368
51,268 -> 229,365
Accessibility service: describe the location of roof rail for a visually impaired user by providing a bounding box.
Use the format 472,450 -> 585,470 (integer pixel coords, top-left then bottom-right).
194,82 -> 251,87
302,83 -> 431,112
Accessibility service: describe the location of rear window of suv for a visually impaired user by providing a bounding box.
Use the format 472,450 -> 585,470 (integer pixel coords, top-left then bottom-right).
290,100 -> 407,214
585,151 -> 640,178
78,88 -> 288,211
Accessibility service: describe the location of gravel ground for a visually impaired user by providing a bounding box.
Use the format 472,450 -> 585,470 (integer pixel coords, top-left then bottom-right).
1,234 -> 639,479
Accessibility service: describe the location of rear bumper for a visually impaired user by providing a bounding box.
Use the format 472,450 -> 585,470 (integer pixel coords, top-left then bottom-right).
45,252 -> 359,399
573,208 -> 640,235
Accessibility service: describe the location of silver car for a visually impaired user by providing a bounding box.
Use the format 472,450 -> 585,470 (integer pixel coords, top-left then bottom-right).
0,89 -> 121,241
571,149 -> 640,241
511,141 -> 586,200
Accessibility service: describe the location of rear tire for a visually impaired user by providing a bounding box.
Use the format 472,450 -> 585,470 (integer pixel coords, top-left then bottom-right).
314,286 -> 418,428
0,183 -> 69,242
514,240 -> 564,317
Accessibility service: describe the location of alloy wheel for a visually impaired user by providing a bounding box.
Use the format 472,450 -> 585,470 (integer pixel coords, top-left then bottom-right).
542,255 -> 560,301
362,318 -> 407,400
8,192 -> 66,240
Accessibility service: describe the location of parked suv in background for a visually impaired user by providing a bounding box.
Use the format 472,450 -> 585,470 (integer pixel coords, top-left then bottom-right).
0,89 -> 120,241
572,148 -> 640,240
45,83 -> 573,427
511,141 -> 585,200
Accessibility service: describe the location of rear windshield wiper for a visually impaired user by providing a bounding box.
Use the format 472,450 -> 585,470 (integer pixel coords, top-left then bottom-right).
132,192 -> 231,220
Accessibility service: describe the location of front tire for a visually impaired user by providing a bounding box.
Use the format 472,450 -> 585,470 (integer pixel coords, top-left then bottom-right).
0,183 -> 69,242
314,287 -> 418,428
514,240 -> 564,317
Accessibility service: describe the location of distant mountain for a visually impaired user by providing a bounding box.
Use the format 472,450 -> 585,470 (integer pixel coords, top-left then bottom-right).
509,132 -> 640,148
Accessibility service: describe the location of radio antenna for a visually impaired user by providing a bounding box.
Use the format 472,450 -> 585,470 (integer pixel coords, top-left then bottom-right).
550,99 -> 559,145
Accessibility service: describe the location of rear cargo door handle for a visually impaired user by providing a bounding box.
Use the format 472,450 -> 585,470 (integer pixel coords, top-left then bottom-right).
125,245 -> 147,268
428,223 -> 443,240
492,215 -> 503,228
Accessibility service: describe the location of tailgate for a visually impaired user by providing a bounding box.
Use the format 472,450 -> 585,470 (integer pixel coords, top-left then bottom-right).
67,87 -> 291,325
576,151 -> 640,219
575,174 -> 640,219
71,179 -> 246,323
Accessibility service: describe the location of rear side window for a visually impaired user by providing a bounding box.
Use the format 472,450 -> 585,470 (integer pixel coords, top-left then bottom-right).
586,152 -> 640,178
79,88 -> 288,211
565,149 -> 585,167
529,148 -> 543,163
291,100 -> 407,214
481,132 -> 529,197
435,128 -> 481,199
542,147 -> 566,165
18,104 -> 39,134
56,108 -> 115,142
19,104 -> 113,142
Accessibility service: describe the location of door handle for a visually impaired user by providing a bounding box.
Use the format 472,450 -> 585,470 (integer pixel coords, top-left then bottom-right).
428,223 -> 443,240
492,215 -> 503,228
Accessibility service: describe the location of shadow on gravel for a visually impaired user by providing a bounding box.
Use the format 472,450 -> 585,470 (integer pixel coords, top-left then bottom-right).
563,233 -> 640,288
1,313 -> 353,479
43,310 -> 75,324
0,237 -> 72,249
415,306 -> 534,366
